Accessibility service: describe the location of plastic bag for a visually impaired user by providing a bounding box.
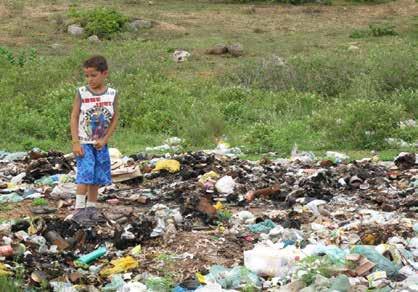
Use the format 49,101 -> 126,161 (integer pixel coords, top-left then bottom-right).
204,265 -> 260,289
0,193 -> 23,204
116,282 -> 147,292
351,245 -> 399,277
198,171 -> 220,186
314,245 -> 347,265
100,256 -> 139,278
244,245 -> 298,278
117,282 -> 147,292
195,283 -> 227,292
248,219 -> 276,234
154,160 -> 181,173
328,274 -> 351,292
215,176 -> 235,194
103,275 -> 125,291
50,182 -> 76,199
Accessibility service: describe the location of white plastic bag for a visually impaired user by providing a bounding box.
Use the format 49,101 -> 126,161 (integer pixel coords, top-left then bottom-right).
244,245 -> 298,278
215,176 -> 236,194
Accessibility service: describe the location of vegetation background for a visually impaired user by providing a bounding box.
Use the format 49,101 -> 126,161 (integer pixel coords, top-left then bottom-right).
0,0 -> 417,159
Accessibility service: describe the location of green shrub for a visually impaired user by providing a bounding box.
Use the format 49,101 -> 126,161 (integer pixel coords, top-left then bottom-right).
349,0 -> 393,3
227,0 -> 330,4
228,54 -> 361,97
369,47 -> 418,92
350,23 -> 397,38
0,277 -> 21,292
32,198 -> 48,206
389,89 -> 418,117
227,44 -> 418,98
350,29 -> 370,39
369,23 -> 398,37
69,8 -> 128,38
310,99 -> 405,149
0,47 -> 37,66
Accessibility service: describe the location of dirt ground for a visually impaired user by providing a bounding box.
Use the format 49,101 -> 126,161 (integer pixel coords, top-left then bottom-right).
0,0 -> 416,47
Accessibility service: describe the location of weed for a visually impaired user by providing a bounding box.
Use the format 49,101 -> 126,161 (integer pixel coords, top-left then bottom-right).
0,47 -> 37,67
369,23 -> 398,36
310,99 -> 405,149
156,253 -> 175,264
351,22 -> 398,38
145,275 -> 175,291
32,198 -> 48,206
217,209 -> 233,223
350,29 -> 370,39
68,7 -> 128,38
0,277 -> 21,292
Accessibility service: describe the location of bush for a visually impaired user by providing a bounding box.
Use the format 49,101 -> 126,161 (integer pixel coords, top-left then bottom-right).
350,29 -> 370,39
32,198 -> 48,206
369,23 -> 398,37
228,54 -> 361,97
310,99 -> 405,149
69,8 -> 128,38
349,0 -> 393,3
227,0 -> 330,4
350,23 -> 398,38
0,47 -> 37,66
227,44 -> 418,98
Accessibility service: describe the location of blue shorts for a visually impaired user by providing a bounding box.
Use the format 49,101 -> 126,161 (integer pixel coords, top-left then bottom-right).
76,144 -> 112,186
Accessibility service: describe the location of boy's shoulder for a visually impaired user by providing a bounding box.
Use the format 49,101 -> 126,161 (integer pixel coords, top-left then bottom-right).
77,86 -> 117,95
78,86 -> 88,93
107,87 -> 117,96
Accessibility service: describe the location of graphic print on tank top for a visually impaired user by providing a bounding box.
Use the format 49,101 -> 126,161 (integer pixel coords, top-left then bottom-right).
81,106 -> 112,141
78,86 -> 116,143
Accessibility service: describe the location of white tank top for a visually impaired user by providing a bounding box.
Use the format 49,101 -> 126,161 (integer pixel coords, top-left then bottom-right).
77,86 -> 117,144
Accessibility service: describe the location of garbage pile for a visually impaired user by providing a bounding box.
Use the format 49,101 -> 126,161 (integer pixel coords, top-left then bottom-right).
0,146 -> 416,291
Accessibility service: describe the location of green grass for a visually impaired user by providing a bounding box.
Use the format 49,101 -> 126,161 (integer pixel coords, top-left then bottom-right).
31,198 -> 48,206
0,277 -> 22,292
0,0 -> 417,156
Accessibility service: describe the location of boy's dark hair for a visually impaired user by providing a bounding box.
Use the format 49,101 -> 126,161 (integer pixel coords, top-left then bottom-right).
83,55 -> 108,72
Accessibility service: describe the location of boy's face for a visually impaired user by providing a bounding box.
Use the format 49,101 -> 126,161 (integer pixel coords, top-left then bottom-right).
83,67 -> 108,90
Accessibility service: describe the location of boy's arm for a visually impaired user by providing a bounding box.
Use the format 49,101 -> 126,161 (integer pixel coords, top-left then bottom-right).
71,93 -> 84,156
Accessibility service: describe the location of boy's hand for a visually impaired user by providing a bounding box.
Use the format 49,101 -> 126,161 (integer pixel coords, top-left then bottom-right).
72,143 -> 84,157
94,138 -> 107,150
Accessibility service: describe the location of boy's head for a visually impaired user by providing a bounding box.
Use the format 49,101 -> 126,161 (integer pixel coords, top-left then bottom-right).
83,55 -> 108,90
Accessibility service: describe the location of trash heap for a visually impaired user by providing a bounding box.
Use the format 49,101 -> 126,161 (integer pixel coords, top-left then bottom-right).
0,146 -> 416,291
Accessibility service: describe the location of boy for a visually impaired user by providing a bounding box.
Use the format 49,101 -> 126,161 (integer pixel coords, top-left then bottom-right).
70,55 -> 119,218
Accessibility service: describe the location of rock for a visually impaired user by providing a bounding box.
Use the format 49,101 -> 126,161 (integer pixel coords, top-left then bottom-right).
399,119 -> 416,128
206,44 -> 228,55
67,24 -> 84,36
50,43 -> 63,50
348,45 -> 360,51
227,43 -> 244,57
172,50 -> 191,62
128,19 -> 152,31
88,35 -> 100,43
394,152 -> 416,170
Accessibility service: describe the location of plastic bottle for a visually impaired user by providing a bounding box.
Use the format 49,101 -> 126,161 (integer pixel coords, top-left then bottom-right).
75,246 -> 107,266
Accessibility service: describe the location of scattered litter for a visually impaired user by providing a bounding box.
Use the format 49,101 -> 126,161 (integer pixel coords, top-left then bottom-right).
0,147 -> 415,290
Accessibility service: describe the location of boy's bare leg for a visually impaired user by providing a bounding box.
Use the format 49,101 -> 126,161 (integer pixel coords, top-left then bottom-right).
86,185 -> 99,208
75,184 -> 88,209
